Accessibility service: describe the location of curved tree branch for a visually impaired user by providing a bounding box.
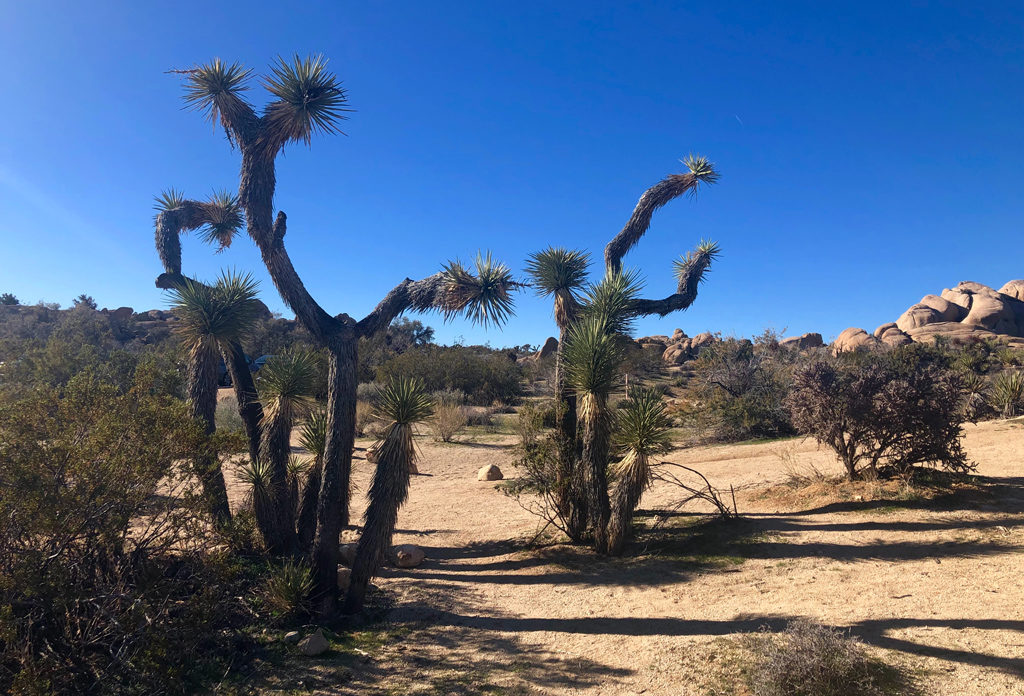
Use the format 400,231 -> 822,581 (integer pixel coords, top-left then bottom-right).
627,241 -> 719,318
356,273 -> 448,338
154,200 -> 213,275
604,173 -> 703,275
256,212 -> 344,344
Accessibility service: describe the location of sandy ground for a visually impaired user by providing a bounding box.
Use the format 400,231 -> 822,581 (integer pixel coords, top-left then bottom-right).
228,413 -> 1024,695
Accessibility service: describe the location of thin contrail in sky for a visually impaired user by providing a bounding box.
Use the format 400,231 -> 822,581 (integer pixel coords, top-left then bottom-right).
734,114 -> 744,125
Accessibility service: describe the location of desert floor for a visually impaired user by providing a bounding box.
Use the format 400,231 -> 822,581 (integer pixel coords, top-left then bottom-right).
227,414 -> 1024,696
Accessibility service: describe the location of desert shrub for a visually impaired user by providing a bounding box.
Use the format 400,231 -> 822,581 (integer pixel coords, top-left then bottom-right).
463,405 -> 495,426
682,337 -> 796,441
0,293 -> 17,305
788,348 -> 971,480
514,402 -> 548,447
0,373 -> 257,693
430,403 -> 469,442
431,388 -> 467,406
355,399 -> 375,436
262,560 -> 313,618
377,344 -> 524,405
215,393 -> 246,433
357,381 -> 383,404
748,620 -> 905,696
989,370 -> 1024,418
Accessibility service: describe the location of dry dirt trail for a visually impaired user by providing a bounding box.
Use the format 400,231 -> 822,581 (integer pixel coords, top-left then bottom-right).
237,417 -> 1024,695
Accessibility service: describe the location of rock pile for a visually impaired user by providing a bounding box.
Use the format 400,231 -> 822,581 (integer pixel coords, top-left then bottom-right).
834,280 -> 1024,353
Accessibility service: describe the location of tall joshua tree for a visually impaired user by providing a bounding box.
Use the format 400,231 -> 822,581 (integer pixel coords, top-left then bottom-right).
524,248 -> 590,538
153,55 -> 515,613
167,270 -> 264,525
343,378 -> 433,613
528,155 -> 721,553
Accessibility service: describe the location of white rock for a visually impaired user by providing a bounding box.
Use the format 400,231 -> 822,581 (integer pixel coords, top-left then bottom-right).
477,464 -> 503,481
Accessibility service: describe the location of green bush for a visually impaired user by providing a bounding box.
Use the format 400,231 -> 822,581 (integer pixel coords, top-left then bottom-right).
682,337 -> 797,441
376,345 -> 524,405
0,373 -> 254,693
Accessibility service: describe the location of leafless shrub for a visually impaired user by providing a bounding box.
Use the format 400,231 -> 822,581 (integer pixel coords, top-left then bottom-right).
429,403 -> 468,442
747,619 -> 912,696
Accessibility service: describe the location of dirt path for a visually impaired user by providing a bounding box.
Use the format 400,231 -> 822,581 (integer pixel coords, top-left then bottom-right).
236,417 -> 1024,695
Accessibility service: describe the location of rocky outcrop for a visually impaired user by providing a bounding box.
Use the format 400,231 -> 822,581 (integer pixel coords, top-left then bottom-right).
832,327 -> 881,354
835,280 -> 1024,353
779,333 -> 824,351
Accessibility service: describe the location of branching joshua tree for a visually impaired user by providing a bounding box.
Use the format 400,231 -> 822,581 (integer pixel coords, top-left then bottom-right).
343,378 -> 433,613
167,271 -> 264,525
527,155 -> 721,554
152,55 -> 516,613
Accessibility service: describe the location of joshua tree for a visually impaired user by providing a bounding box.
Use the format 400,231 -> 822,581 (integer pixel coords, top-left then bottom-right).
0,293 -> 18,306
343,378 -> 433,613
527,155 -> 720,553
167,271 -> 264,524
606,387 -> 673,554
153,55 -> 515,613
524,247 -> 590,537
256,350 -> 318,553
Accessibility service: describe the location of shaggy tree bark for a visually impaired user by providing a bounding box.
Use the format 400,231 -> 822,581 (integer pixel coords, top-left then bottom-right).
186,340 -> 231,524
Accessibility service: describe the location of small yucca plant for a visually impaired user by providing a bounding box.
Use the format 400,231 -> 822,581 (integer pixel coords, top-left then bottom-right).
607,388 -> 674,554
237,458 -> 275,548
990,371 -> 1024,418
264,559 -> 314,617
344,378 -> 433,613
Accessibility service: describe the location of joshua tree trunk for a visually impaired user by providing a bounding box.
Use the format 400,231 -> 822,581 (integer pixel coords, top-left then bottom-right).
553,333 -> 586,540
259,411 -> 298,555
579,394 -> 612,553
222,340 -> 264,464
311,339 -> 358,613
187,341 -> 232,525
296,459 -> 323,551
606,455 -> 648,555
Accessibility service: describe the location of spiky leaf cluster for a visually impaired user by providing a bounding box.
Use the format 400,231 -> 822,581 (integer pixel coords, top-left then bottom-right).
683,153 -> 720,187
181,59 -> 253,131
673,239 -> 721,288
258,350 -> 319,421
299,408 -> 329,463
263,54 -> 351,146
563,315 -> 623,397
200,191 -> 244,250
374,377 -> 434,427
167,271 -> 262,348
525,247 -> 590,328
440,252 -> 515,328
614,388 -> 674,459
153,188 -> 186,215
582,270 -> 643,337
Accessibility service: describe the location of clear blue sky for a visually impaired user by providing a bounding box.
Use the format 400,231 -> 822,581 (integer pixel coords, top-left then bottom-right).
1,2 -> 1021,347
